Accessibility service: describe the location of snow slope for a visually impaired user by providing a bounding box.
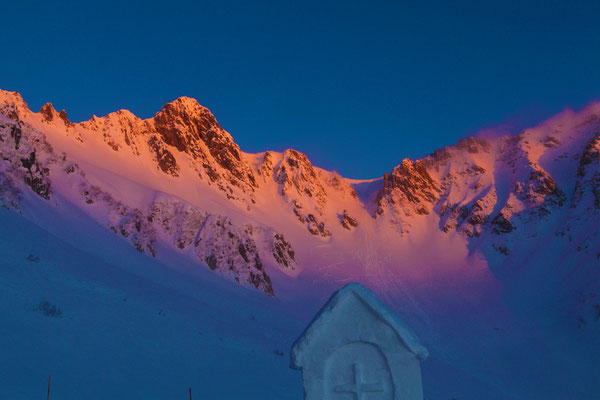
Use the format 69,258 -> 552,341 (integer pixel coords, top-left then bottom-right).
0,89 -> 599,399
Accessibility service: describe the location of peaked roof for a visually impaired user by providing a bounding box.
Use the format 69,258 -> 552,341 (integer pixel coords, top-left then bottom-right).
290,283 -> 429,369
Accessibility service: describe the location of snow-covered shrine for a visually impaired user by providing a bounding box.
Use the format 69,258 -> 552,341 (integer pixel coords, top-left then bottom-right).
290,283 -> 428,400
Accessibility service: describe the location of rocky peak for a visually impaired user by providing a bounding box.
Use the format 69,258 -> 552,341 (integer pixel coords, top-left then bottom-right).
272,149 -> 333,236
0,90 -> 30,121
382,159 -> 439,203
275,149 -> 327,207
39,103 -> 57,121
39,103 -> 71,126
282,149 -> 311,169
152,96 -> 257,191
374,158 -> 441,230
0,114 -> 54,201
152,96 -> 221,152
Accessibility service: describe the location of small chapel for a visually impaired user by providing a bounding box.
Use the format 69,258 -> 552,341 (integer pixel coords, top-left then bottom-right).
290,283 -> 428,400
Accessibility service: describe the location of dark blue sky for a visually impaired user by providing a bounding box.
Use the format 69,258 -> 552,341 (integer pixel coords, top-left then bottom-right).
3,1 -> 600,178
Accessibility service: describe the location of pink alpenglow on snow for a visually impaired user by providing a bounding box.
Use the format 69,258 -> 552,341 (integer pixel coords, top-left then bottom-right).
0,89 -> 599,399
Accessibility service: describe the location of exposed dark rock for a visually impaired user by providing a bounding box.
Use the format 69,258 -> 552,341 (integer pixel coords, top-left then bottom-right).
148,136 -> 179,176
272,233 -> 295,268
257,151 -> 274,179
572,132 -> 600,208
20,151 -> 51,200
39,103 -> 56,122
491,213 -> 515,234
275,149 -> 327,208
153,98 -> 217,150
305,213 -> 332,237
375,159 -> 440,217
544,135 -> 560,148
10,125 -> 21,150
340,209 -> 358,230
522,170 -> 566,208
493,244 -> 511,255
307,221 -> 320,235
152,97 -> 256,190
58,110 -> 71,126
205,254 -> 218,270
577,132 -> 600,177
238,244 -> 249,262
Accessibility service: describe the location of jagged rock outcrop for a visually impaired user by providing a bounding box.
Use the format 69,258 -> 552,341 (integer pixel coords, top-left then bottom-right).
270,149 -> 340,237
76,185 -> 297,296
374,159 -> 440,233
439,189 -> 494,237
340,209 -> 358,230
0,110 -> 55,201
40,103 -> 72,127
152,97 -> 257,192
153,205 -> 273,295
257,151 -> 275,180
148,135 -> 179,176
271,233 -> 296,269
498,135 -> 566,221
377,159 -> 440,216
0,91 -> 30,121
572,131 -> 600,209
398,131 -> 569,239
20,150 -> 52,200
274,149 -> 327,208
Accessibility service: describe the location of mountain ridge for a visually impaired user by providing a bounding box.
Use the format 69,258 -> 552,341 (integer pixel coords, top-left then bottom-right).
0,89 -> 599,330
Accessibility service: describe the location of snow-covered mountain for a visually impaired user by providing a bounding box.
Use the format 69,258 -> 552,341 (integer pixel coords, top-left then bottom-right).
1,89 -> 599,399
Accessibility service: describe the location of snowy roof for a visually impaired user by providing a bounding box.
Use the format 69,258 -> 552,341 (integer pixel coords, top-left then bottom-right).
290,283 -> 429,368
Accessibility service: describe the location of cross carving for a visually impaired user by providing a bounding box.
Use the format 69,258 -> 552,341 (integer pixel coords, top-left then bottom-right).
334,363 -> 384,399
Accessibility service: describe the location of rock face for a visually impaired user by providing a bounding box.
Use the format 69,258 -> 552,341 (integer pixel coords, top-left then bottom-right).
378,159 -> 440,214
150,201 -> 281,295
1,89 -> 600,309
573,131 -> 600,209
374,159 -> 440,234
274,149 -> 327,208
264,148 -> 356,237
274,149 -> 329,238
0,108 -> 56,202
152,97 -> 258,192
271,233 -> 296,269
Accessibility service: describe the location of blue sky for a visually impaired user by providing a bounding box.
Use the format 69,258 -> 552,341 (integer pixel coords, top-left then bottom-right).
2,0 -> 600,178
